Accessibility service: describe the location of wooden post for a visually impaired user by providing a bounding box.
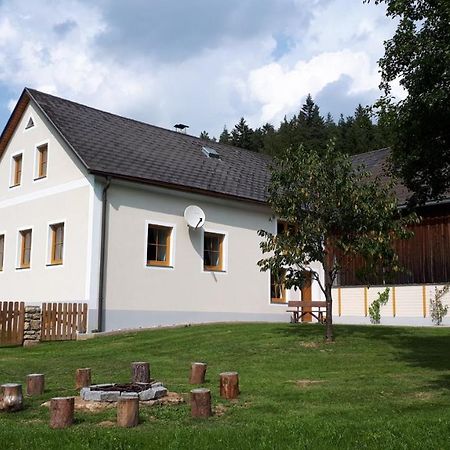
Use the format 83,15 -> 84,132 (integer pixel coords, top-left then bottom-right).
50,397 -> 74,429
26,374 -> 45,396
75,368 -> 91,389
189,362 -> 207,384
219,372 -> 239,399
0,383 -> 23,412
190,388 -> 212,418
131,362 -> 150,383
117,396 -> 139,427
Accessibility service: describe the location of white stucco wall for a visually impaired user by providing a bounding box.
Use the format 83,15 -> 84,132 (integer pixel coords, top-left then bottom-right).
332,284 -> 450,326
102,182 -> 305,330
0,102 -> 98,323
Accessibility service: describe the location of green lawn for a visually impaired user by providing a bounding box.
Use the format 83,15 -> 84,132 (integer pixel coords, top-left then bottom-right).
1,323 -> 449,449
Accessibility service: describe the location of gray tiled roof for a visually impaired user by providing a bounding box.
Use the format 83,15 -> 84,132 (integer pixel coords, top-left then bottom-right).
352,147 -> 412,204
26,88 -> 271,203
25,89 -> 424,206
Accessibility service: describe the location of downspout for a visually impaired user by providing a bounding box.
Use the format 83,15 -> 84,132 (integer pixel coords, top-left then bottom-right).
97,176 -> 111,331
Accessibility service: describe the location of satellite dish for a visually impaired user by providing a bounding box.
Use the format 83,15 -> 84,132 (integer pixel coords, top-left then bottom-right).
184,205 -> 205,229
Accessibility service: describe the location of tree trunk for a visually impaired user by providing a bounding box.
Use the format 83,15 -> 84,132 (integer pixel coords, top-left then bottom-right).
50,397 -> 74,429
189,362 -> 207,384
26,374 -> 45,396
322,256 -> 335,342
75,368 -> 92,389
0,383 -> 23,412
117,396 -> 139,427
131,362 -> 150,383
325,287 -> 334,342
190,388 -> 212,418
219,372 -> 239,399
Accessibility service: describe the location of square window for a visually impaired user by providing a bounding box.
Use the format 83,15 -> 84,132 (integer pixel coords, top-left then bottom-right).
203,232 -> 224,271
19,229 -> 32,269
50,223 -> 64,265
147,225 -> 172,266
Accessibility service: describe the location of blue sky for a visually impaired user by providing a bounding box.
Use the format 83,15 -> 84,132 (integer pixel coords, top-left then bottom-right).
0,0 -> 400,137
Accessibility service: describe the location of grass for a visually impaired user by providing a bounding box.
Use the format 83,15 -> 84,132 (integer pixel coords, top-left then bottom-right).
0,323 -> 450,449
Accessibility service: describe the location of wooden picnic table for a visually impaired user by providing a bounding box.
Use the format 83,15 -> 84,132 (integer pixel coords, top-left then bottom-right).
287,301 -> 327,324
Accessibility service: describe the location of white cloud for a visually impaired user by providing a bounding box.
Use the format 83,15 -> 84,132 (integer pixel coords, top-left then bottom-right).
0,0 -> 399,136
247,50 -> 379,124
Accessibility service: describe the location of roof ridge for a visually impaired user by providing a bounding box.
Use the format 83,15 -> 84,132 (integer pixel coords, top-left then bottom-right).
25,87 -> 268,159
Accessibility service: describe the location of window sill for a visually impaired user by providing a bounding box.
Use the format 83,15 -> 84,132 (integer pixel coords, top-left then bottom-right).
46,262 -> 63,267
16,266 -> 30,271
34,176 -> 47,181
9,184 -> 21,189
271,299 -> 287,305
203,268 -> 226,273
146,263 -> 173,269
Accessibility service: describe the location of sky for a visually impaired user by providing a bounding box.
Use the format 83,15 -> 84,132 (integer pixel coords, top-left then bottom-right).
0,0 -> 399,137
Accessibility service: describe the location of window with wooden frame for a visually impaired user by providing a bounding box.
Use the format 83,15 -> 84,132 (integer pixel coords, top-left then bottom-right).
203,232 -> 224,271
147,224 -> 172,266
36,144 -> 48,179
19,229 -> 32,269
0,235 -> 4,271
50,223 -> 64,265
12,154 -> 23,186
271,269 -> 286,303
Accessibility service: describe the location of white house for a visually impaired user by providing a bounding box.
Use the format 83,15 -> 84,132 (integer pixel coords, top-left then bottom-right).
0,88 -> 326,331
1,89 -> 448,331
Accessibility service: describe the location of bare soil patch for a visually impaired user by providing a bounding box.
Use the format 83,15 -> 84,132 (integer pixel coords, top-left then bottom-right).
295,379 -> 326,388
41,391 -> 185,413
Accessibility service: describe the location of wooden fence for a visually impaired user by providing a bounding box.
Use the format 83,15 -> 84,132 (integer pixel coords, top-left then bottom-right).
0,302 -> 25,347
41,302 -> 88,341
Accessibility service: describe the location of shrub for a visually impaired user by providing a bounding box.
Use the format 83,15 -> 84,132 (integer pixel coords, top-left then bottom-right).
430,285 -> 449,326
369,288 -> 390,324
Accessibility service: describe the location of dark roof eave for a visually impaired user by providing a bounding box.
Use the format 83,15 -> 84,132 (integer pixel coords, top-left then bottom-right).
89,169 -> 269,206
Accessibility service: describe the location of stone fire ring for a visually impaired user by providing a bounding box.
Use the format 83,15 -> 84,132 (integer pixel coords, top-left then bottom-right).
81,383 -> 168,402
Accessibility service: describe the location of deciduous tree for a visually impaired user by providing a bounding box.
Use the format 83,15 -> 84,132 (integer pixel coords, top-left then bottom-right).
258,143 -> 416,341
370,0 -> 450,205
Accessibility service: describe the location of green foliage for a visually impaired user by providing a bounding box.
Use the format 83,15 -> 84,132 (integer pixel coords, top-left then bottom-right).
206,95 -> 390,156
231,117 -> 255,151
199,130 -> 216,141
430,285 -> 449,325
258,143 -> 416,340
370,0 -> 450,204
1,324 -> 450,449
369,288 -> 390,324
219,126 -> 231,144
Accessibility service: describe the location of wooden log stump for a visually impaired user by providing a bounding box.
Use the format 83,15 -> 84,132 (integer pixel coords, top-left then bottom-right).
131,362 -> 150,383
26,374 -> 45,396
219,372 -> 239,399
190,388 -> 212,418
0,383 -> 23,412
75,368 -> 91,389
189,362 -> 207,384
50,397 -> 74,429
117,396 -> 139,428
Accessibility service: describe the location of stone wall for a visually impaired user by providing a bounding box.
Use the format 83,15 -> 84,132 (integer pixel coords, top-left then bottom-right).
23,306 -> 41,347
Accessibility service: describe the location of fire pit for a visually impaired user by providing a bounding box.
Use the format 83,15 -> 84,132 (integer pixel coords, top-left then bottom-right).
80,381 -> 167,402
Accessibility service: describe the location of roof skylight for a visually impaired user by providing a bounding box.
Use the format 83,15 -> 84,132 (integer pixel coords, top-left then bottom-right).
202,146 -> 220,159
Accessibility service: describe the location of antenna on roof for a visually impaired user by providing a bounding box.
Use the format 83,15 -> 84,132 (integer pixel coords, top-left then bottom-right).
174,123 -> 189,134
